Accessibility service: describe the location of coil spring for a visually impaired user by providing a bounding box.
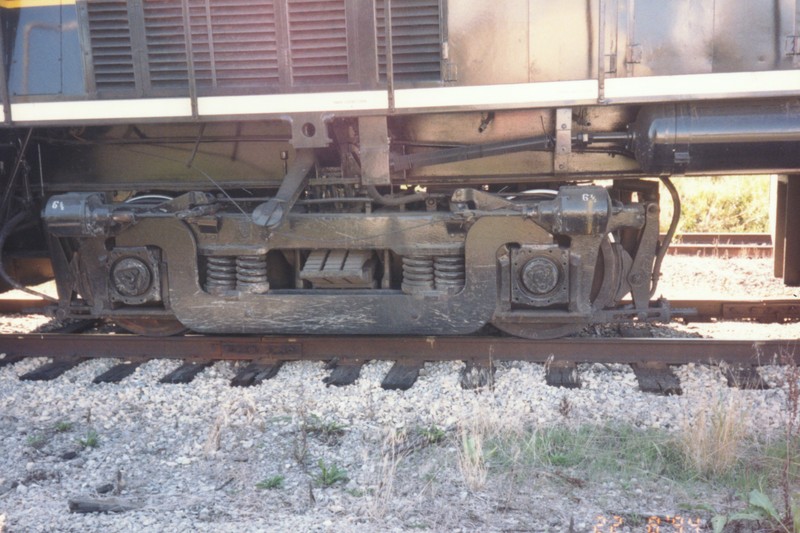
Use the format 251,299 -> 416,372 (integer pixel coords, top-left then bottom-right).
205,256 -> 236,294
236,255 -> 269,293
401,256 -> 435,293
434,256 -> 465,292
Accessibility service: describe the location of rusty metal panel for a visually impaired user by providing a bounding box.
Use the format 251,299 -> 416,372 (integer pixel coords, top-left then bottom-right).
358,116 -> 391,185
629,0 -> 714,76
447,0 -> 531,85
711,1 -> 786,72
528,0 -> 595,81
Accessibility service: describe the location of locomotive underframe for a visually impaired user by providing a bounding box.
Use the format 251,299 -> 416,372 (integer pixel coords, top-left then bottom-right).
8,95 -> 800,338
41,179 -> 664,338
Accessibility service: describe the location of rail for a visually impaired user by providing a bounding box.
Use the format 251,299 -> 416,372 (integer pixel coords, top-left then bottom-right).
664,233 -> 773,257
1,332 -> 795,391
1,332 -> 797,365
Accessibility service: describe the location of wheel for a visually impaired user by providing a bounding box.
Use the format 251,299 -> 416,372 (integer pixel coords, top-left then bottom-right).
491,238 -> 624,339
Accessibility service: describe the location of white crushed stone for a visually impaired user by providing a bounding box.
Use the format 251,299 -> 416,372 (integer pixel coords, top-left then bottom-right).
0,256 -> 798,532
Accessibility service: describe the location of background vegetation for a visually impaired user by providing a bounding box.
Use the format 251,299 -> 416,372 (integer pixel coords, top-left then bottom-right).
659,175 -> 771,234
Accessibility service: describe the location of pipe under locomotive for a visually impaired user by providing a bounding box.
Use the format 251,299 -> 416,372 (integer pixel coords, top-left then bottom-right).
1,0 -> 799,338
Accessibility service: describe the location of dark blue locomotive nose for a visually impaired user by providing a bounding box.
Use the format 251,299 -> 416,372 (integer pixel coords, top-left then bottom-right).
4,0 -> 86,98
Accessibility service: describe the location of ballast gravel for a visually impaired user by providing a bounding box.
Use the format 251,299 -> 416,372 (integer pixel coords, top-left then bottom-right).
0,256 -> 798,532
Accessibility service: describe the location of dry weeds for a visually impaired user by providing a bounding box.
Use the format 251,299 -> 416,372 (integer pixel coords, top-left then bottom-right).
203,397 -> 259,454
678,389 -> 751,478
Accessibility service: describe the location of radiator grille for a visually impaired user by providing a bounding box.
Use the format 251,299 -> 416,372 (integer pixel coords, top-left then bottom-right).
377,0 -> 442,82
86,0 -> 436,95
143,1 -> 188,88
190,0 -> 280,88
287,0 -> 349,84
87,0 -> 137,91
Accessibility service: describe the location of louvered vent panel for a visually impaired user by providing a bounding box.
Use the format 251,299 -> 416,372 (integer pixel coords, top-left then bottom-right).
189,0 -> 279,88
143,1 -> 189,88
288,0 -> 348,84
87,0 -> 136,91
377,0 -> 441,82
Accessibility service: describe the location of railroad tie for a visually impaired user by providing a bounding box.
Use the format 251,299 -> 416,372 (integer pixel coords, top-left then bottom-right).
323,359 -> 363,387
723,365 -> 769,390
545,361 -> 581,389
159,361 -> 213,384
230,360 -> 284,387
93,361 -> 142,384
631,362 -> 682,395
20,357 -> 84,381
0,353 -> 25,368
460,360 -> 495,390
381,361 -> 423,390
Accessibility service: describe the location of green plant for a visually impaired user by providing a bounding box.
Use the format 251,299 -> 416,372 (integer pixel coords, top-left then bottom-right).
255,475 -> 285,490
487,424 -> 689,485
316,459 -> 348,487
55,421 -> 73,433
306,415 -> 346,435
305,415 -> 347,445
27,434 -> 46,449
418,425 -> 446,445
78,430 -> 99,448
711,489 -> 790,533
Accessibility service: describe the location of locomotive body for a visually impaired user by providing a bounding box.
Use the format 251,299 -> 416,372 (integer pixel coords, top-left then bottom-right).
1,0 -> 799,337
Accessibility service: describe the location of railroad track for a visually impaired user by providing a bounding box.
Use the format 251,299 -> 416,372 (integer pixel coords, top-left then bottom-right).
664,232 -> 773,257
1,330 -> 796,394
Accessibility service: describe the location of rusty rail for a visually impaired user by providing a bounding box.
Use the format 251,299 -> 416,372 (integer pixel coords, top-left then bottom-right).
0,298 -> 50,314
664,232 -> 773,257
1,333 -> 797,365
670,299 -> 800,322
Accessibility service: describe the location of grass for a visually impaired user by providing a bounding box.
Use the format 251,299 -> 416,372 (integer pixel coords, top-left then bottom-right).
458,427 -> 488,490
78,429 -> 99,448
678,392 -> 751,479
477,420 -> 796,502
255,475 -> 285,490
659,175 -> 771,234
54,421 -> 73,433
304,415 -> 347,445
26,433 -> 46,449
316,459 -> 348,487
488,424 -> 684,480
418,425 -> 446,445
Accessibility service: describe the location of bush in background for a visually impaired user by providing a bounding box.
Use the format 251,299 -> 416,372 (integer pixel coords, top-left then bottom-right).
659,175 -> 771,234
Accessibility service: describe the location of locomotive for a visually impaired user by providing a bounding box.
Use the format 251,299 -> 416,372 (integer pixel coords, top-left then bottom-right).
0,0 -> 799,337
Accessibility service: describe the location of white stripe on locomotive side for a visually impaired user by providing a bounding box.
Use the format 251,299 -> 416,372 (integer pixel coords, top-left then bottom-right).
197,90 -> 389,116
604,70 -> 800,103
5,71 -> 800,123
11,98 -> 192,122
393,80 -> 599,111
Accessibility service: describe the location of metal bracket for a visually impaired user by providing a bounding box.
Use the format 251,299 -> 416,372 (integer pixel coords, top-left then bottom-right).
288,113 -> 332,149
358,116 -> 391,186
625,44 -> 642,64
252,150 -> 315,228
554,108 -> 572,174
786,35 -> 800,55
627,203 -> 660,310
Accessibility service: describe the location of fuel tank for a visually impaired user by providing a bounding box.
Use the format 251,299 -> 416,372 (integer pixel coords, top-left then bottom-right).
632,101 -> 800,175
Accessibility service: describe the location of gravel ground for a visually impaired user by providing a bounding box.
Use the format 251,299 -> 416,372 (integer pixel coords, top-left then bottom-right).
0,256 -> 798,532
